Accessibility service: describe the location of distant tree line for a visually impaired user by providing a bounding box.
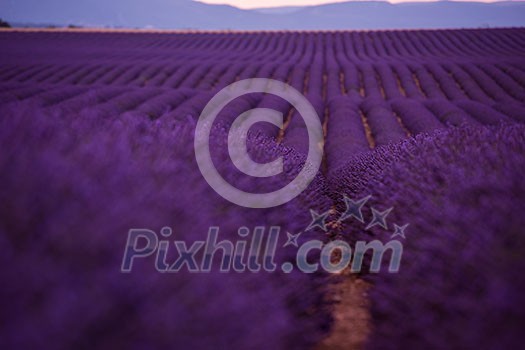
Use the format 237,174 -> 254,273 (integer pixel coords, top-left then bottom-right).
0,19 -> 11,28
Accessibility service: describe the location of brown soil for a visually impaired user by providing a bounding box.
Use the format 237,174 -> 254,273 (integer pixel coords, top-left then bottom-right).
316,274 -> 371,350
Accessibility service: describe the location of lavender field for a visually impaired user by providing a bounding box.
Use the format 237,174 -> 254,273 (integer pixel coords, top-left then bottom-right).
1,28 -> 524,349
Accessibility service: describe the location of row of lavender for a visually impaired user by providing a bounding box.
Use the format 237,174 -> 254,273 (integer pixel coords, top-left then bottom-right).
1,82 -> 522,172
2,60 -> 524,104
0,94 -> 332,349
2,29 -> 524,60
328,123 -> 525,350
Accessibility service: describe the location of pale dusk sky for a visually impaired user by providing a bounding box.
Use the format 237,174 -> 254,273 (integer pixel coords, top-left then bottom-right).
198,0 -> 511,9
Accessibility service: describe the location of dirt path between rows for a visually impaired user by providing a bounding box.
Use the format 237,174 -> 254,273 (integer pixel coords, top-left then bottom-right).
317,275 -> 371,350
